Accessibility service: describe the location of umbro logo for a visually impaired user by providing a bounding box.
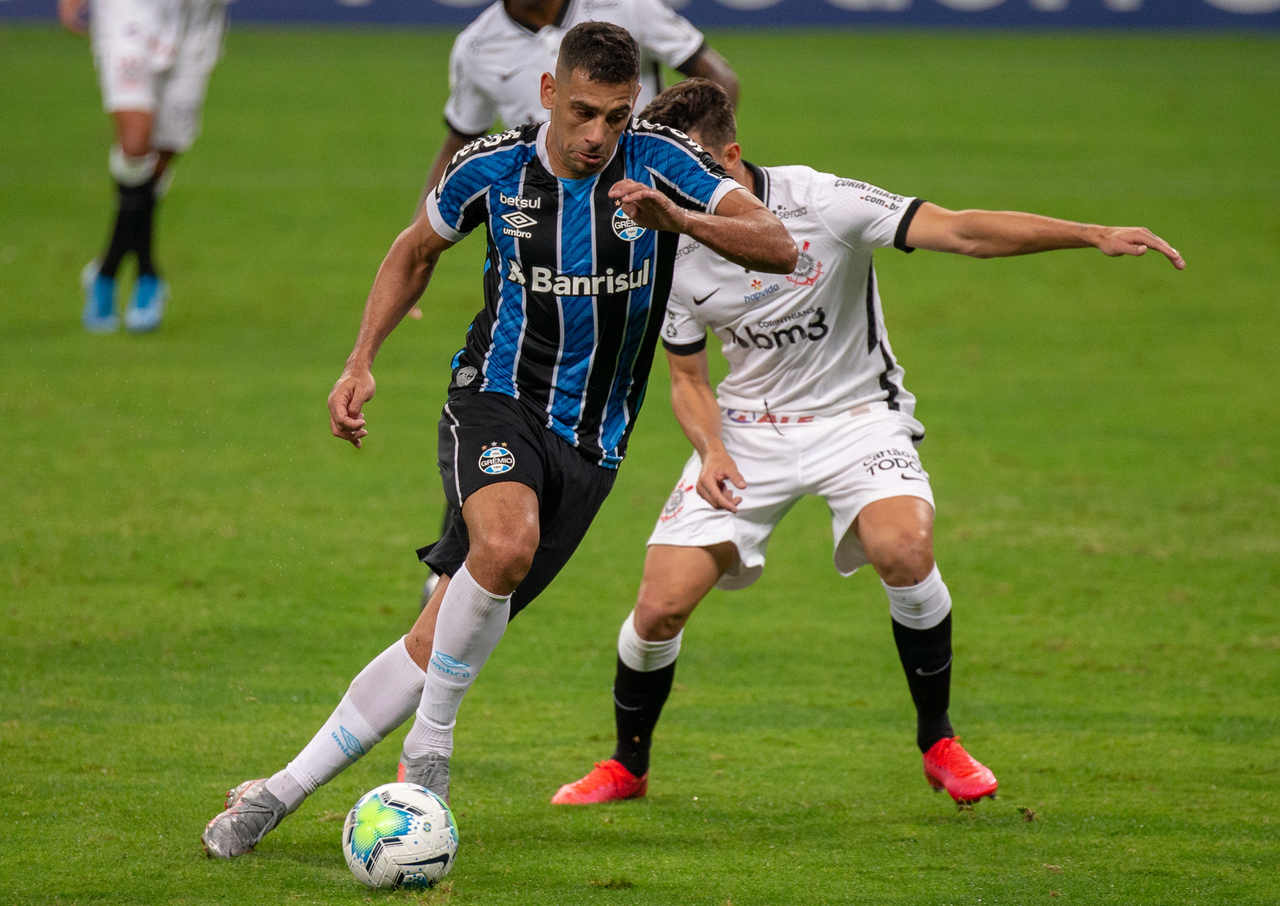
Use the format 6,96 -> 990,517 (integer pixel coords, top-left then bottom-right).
692,288 -> 719,306
501,211 -> 537,229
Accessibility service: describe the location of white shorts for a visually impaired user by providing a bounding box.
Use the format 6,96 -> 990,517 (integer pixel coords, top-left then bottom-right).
647,405 -> 935,590
91,0 -> 226,152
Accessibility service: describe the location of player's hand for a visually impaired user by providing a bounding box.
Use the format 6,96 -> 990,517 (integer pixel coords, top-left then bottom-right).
696,449 -> 746,512
1094,226 -> 1185,270
408,305 -> 424,321
328,366 -> 376,448
607,179 -> 688,234
58,0 -> 88,33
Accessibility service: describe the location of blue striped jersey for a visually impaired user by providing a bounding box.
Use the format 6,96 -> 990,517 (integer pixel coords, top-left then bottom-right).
425,119 -> 740,468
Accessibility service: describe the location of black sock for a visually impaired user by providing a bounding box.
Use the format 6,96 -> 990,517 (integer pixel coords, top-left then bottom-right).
891,613 -> 954,753
134,177 -> 158,277
611,656 -> 676,777
99,179 -> 157,278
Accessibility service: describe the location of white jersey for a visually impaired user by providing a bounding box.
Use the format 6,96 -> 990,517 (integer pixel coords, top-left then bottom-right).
663,163 -> 923,423
443,0 -> 705,137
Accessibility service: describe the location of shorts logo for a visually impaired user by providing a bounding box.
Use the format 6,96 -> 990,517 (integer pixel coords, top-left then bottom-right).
860,448 -> 928,481
478,444 -> 516,475
787,240 -> 824,287
660,482 -> 694,522
455,365 -> 478,387
612,207 -> 647,242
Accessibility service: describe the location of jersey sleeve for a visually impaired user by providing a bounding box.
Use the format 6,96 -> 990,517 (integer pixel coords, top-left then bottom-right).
809,170 -> 924,253
627,0 -> 706,70
631,124 -> 740,214
441,34 -> 497,138
661,281 -> 707,355
424,138 -> 499,242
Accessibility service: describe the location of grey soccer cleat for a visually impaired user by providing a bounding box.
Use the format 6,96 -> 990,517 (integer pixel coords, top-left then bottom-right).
201,779 -> 288,859
398,751 -> 451,803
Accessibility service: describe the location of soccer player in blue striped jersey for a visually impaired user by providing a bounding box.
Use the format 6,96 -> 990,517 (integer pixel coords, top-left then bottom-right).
201,22 -> 795,859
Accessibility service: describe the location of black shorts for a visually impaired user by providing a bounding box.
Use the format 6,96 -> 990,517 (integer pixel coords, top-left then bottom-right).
417,387 -> 617,618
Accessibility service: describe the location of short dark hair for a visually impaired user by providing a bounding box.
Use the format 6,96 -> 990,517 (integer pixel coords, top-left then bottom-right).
639,78 -> 737,149
557,21 -> 639,85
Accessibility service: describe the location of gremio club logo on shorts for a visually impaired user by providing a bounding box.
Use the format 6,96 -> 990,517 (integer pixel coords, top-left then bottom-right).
478,443 -> 516,475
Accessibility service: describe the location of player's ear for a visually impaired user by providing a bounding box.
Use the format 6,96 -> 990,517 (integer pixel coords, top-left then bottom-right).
723,142 -> 742,169
540,71 -> 556,112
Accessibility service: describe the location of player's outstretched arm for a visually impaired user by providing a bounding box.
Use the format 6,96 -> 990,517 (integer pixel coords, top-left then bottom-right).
904,203 -> 1185,270
608,180 -> 797,273
327,217 -> 454,448
667,348 -> 745,512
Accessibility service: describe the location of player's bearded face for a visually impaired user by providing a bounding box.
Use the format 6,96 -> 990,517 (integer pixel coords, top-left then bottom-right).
542,68 -> 637,179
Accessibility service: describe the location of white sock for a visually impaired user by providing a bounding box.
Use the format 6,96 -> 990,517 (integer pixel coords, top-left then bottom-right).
883,565 -> 952,630
402,563 -> 510,759
108,144 -> 158,187
266,636 -> 425,810
617,609 -> 682,672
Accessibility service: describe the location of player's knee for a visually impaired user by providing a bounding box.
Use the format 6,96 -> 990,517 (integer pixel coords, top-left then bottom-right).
116,125 -> 154,160
871,527 -> 935,587
633,589 -> 693,641
470,527 -> 538,590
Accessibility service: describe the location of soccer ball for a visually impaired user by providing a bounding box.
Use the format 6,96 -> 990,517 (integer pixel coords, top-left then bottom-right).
342,782 -> 459,889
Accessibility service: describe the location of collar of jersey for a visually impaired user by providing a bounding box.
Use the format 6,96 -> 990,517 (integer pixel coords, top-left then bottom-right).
743,160 -> 770,206
503,0 -> 574,34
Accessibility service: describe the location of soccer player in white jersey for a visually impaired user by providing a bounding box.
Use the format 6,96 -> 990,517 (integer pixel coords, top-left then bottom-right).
424,0 -> 737,196
60,0 -> 228,333
551,79 -> 1185,807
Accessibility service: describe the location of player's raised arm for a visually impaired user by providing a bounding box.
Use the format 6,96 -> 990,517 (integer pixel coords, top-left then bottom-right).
904,203 -> 1185,269
666,346 -> 745,512
328,216 -> 453,448
608,179 -> 797,274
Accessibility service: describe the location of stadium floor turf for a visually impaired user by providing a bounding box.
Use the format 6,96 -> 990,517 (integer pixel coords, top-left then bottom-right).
2,23 -> 1277,905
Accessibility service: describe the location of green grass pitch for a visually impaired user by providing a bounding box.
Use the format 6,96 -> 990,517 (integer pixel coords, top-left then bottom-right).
2,22 -> 1278,906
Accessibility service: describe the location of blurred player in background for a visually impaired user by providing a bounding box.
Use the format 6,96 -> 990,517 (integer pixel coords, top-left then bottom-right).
59,0 -> 227,332
550,79 -> 1185,808
420,0 -> 739,202
200,24 -> 794,860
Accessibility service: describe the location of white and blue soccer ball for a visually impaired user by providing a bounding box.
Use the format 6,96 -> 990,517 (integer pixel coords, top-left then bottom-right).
342,782 -> 458,889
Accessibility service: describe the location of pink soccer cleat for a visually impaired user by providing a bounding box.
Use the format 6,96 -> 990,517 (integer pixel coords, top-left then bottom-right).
551,759 -> 647,805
